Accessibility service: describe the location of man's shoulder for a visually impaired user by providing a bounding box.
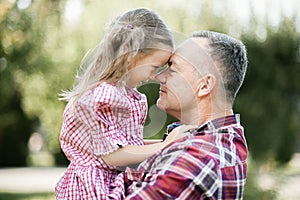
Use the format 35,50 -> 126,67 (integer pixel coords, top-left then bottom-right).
161,129 -> 247,164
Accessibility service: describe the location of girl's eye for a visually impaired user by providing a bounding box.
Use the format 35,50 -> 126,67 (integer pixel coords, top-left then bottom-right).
154,65 -> 168,76
152,66 -> 161,74
152,66 -> 161,69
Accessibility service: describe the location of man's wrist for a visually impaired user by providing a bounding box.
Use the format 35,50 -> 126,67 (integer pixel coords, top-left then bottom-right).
162,133 -> 168,141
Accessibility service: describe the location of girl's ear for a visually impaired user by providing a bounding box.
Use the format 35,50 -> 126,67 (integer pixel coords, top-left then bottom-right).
197,74 -> 216,97
127,51 -> 142,69
126,54 -> 136,69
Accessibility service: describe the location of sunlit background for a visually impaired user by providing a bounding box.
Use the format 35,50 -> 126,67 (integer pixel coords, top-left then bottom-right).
0,0 -> 300,199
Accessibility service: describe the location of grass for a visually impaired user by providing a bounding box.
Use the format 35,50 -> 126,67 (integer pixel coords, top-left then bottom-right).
0,192 -> 55,200
1,154 -> 299,200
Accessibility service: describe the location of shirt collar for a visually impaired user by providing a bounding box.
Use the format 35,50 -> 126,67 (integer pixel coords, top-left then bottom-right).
199,114 -> 240,131
167,114 -> 240,135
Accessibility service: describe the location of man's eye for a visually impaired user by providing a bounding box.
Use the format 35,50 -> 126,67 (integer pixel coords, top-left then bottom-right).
169,68 -> 176,73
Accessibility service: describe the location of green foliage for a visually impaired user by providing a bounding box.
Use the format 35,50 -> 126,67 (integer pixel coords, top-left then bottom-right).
0,3 -> 38,166
0,192 -> 54,200
243,175 -> 277,200
0,0 -> 299,168
236,18 -> 300,163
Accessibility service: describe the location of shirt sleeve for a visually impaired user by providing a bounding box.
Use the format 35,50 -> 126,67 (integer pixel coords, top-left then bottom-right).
125,144 -> 219,199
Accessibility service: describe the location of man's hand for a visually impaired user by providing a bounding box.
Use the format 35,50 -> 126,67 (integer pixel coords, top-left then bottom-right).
163,125 -> 197,145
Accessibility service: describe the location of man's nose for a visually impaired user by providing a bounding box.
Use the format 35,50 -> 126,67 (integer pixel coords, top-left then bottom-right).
154,69 -> 167,83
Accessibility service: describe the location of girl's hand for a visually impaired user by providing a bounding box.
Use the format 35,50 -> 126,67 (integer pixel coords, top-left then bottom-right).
163,125 -> 197,145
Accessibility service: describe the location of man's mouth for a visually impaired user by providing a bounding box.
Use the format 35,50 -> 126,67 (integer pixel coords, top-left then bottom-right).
159,87 -> 167,94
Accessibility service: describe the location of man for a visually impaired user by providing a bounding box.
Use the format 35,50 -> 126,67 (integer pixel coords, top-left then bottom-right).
125,30 -> 248,199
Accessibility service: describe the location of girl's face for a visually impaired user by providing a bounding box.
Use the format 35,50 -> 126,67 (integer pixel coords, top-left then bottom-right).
126,48 -> 172,88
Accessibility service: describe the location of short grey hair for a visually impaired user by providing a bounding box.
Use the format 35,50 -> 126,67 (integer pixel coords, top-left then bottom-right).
192,30 -> 248,103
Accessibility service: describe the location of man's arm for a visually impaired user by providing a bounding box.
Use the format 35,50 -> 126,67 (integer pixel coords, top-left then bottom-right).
126,172 -> 192,199
125,144 -> 219,199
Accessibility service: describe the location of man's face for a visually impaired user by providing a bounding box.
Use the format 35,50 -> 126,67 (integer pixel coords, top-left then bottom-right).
155,38 -> 213,120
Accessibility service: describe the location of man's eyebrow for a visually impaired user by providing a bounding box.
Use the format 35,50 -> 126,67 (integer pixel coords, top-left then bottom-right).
171,55 -> 183,67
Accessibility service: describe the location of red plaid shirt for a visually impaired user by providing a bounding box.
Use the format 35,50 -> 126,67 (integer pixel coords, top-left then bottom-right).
125,115 -> 248,199
55,83 -> 147,200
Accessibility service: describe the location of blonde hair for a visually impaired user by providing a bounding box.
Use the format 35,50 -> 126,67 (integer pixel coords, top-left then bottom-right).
60,8 -> 174,105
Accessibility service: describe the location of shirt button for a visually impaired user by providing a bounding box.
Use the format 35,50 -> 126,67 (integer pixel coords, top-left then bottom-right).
136,181 -> 142,187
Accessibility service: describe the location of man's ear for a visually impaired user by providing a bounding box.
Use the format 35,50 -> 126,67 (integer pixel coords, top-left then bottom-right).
197,74 -> 216,97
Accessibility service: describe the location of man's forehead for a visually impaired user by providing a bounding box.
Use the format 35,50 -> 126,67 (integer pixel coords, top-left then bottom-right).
172,38 -> 210,65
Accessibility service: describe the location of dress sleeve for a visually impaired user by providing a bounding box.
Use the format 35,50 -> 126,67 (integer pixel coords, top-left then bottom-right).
92,83 -> 131,155
74,83 -> 132,156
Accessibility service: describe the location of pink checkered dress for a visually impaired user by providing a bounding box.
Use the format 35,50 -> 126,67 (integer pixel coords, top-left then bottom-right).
55,82 -> 147,200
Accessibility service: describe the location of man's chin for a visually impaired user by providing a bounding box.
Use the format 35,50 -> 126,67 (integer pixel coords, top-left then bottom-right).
156,98 -> 166,111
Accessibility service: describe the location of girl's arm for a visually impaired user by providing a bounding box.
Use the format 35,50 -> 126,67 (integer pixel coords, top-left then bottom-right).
101,125 -> 196,167
143,139 -> 161,145
101,141 -> 168,167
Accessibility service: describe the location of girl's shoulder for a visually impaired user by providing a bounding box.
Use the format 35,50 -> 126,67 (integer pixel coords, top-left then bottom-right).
93,82 -> 129,107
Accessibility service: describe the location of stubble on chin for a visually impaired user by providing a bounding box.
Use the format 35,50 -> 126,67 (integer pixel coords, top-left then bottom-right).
156,98 -> 165,111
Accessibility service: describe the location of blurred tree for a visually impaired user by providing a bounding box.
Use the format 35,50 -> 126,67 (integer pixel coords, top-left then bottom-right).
1,0 -> 299,168
236,18 -> 300,164
0,3 -> 37,166
0,0 -> 68,166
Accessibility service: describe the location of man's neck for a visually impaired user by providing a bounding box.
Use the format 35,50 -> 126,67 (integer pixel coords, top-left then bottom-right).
180,104 -> 233,126
202,109 -> 233,123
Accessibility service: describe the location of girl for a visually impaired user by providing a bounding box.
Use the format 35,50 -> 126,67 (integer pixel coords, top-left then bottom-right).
55,8 -> 191,199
